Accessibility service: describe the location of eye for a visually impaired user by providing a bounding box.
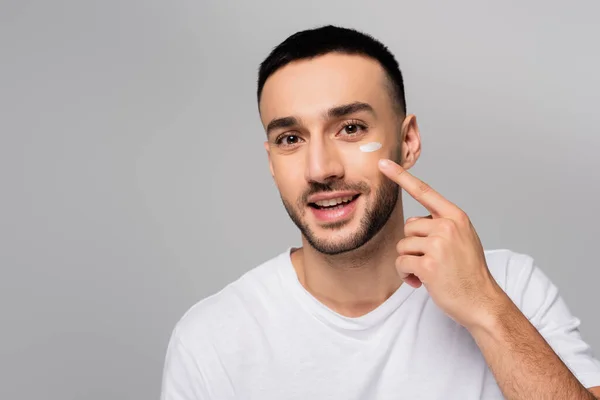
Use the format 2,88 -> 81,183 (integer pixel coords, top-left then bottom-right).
275,134 -> 303,147
339,121 -> 368,136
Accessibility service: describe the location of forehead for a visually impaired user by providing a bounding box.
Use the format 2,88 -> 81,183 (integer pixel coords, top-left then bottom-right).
259,53 -> 391,124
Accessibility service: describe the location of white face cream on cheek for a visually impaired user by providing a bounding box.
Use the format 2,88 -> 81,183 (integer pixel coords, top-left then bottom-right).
359,141 -> 382,152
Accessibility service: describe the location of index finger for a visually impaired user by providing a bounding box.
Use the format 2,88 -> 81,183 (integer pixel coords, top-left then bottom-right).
378,158 -> 457,217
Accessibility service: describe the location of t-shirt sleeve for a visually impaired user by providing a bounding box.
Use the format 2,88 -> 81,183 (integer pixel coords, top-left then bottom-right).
505,252 -> 600,389
160,327 -> 209,400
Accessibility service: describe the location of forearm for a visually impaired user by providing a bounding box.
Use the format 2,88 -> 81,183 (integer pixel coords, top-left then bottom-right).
468,294 -> 595,400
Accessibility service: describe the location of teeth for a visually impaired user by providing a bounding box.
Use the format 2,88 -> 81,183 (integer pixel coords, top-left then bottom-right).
314,195 -> 354,207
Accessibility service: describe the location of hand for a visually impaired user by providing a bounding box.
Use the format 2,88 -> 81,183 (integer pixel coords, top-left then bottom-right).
378,158 -> 507,330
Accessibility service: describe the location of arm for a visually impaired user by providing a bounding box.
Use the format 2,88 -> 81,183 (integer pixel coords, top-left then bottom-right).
468,292 -> 599,399
377,159 -> 600,399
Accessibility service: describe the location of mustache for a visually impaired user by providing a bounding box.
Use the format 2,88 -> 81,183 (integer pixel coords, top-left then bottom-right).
300,181 -> 371,204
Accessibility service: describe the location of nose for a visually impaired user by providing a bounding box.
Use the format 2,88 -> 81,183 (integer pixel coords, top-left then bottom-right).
304,136 -> 344,184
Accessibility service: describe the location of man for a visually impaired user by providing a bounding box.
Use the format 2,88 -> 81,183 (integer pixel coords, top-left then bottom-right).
161,25 -> 600,399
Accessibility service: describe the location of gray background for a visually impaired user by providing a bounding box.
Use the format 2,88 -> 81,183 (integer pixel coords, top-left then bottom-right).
1,0 -> 598,399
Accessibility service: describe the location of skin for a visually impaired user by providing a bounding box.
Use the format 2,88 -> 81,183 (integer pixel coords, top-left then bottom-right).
261,53 -> 420,316
259,52 -> 600,398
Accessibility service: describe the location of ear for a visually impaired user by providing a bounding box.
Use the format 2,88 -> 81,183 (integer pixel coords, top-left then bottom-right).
399,114 -> 422,170
264,141 -> 275,178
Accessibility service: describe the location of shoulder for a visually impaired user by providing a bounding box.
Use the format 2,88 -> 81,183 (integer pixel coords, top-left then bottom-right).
169,249 -> 290,349
484,248 -> 535,291
484,249 -> 561,322
485,250 -> 600,389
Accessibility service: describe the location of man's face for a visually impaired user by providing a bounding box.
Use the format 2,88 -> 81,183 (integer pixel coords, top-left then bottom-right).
259,53 -> 407,255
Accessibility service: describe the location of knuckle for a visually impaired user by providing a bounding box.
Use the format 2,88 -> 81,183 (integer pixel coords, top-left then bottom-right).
429,236 -> 445,252
456,210 -> 470,224
396,240 -> 405,254
439,219 -> 455,234
422,255 -> 436,271
395,255 -> 407,271
418,181 -> 431,195
396,169 -> 407,181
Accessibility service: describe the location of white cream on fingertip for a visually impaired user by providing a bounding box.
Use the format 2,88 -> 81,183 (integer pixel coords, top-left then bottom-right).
359,141 -> 382,152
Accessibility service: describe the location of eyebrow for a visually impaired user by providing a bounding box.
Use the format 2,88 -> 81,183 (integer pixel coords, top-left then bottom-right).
265,101 -> 376,136
266,116 -> 299,136
326,102 -> 376,119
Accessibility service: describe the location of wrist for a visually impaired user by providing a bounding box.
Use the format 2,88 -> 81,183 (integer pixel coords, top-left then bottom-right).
465,280 -> 515,338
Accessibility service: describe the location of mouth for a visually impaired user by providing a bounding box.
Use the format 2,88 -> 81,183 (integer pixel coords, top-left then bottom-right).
308,194 -> 360,210
308,194 -> 361,223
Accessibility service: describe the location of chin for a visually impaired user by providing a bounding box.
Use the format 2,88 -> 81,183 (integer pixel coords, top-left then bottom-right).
304,225 -> 368,255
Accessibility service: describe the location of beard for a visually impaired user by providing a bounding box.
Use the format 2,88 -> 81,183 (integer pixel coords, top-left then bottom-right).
281,176 -> 399,256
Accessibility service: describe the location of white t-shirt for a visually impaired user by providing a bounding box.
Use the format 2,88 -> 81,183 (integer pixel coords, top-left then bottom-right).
161,248 -> 600,399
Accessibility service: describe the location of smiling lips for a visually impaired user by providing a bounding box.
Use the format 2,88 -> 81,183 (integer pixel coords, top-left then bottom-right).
313,195 -> 355,208
308,193 -> 361,223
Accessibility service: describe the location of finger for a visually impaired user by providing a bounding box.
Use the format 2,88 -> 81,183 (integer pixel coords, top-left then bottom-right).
404,215 -> 433,237
396,236 -> 429,256
404,216 -> 440,237
395,254 -> 418,275
405,215 -> 432,224
378,159 -> 457,218
394,255 -> 423,288
403,274 -> 423,288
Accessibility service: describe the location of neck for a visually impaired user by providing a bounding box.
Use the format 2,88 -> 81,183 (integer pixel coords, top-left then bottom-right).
291,201 -> 406,318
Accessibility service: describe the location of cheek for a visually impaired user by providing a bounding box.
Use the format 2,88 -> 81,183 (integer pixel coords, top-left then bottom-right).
272,159 -> 305,197
337,140 -> 397,191
338,139 -> 395,170
358,141 -> 382,152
